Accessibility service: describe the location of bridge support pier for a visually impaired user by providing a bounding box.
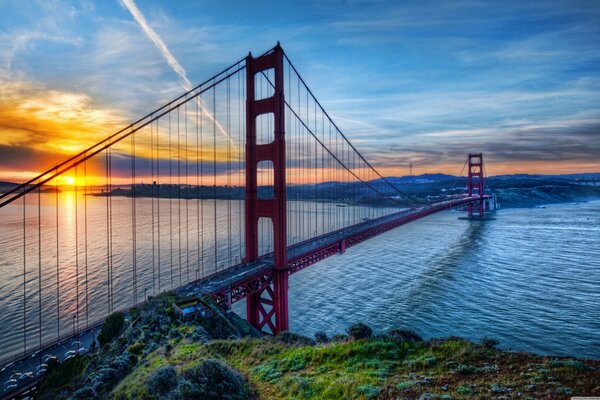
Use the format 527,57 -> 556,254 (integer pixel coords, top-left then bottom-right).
244,44 -> 289,335
245,270 -> 288,334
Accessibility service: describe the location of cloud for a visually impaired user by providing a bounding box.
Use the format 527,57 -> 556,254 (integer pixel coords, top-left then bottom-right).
0,75 -> 128,180
120,0 -> 190,87
120,0 -> 235,150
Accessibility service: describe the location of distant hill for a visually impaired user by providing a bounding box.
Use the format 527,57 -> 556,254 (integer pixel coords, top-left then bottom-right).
0,181 -> 18,187
493,173 -> 600,180
373,173 -> 457,184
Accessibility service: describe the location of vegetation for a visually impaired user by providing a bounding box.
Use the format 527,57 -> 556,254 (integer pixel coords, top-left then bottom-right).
36,292 -> 600,399
97,311 -> 125,346
346,322 -> 373,340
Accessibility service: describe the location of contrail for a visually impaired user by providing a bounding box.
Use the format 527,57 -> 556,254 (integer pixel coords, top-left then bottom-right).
121,0 -> 235,150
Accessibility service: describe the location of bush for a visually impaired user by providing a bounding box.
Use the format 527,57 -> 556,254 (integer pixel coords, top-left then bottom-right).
41,355 -> 88,390
45,356 -> 60,375
386,329 -> 423,342
346,322 -> 373,340
548,359 -> 594,371
456,364 -> 477,375
330,334 -> 348,342
481,337 -> 499,349
98,311 -> 125,346
357,385 -> 382,399
314,331 -> 329,344
72,386 -> 97,399
127,342 -> 144,355
275,331 -> 315,346
146,365 -> 179,396
182,359 -> 248,400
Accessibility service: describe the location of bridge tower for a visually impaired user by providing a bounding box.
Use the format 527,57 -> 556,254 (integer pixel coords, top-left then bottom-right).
467,153 -> 485,217
244,44 -> 289,334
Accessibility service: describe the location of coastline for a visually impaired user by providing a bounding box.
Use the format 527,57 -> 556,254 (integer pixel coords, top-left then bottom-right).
33,294 -> 600,400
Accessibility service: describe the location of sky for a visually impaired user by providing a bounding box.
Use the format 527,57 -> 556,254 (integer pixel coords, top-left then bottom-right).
0,0 -> 599,182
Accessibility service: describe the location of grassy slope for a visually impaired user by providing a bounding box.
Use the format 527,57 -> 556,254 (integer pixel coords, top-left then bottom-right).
38,293 -> 599,399
113,334 -> 600,399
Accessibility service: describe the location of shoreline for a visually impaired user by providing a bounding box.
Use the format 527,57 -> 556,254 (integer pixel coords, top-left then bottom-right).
32,295 -> 600,399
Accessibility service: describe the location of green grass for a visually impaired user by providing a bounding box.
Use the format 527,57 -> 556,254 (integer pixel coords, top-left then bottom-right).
37,293 -> 598,400
109,334 -> 600,399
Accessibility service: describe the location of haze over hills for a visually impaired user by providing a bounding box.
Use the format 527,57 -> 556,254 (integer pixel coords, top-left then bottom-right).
2,172 -> 600,189
2,173 -> 600,209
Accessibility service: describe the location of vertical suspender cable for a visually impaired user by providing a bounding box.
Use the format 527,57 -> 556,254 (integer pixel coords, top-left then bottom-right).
213,85 -> 217,273
56,168 -> 60,333
185,101 -> 190,283
196,98 -> 200,279
157,119 -> 162,293
37,186 -> 42,362
169,112 -> 173,289
151,120 -> 156,295
200,98 -> 204,278
106,150 -> 110,313
75,166 -> 79,339
22,195 -> 26,356
178,107 -> 182,287
84,159 -> 89,329
227,74 -> 232,268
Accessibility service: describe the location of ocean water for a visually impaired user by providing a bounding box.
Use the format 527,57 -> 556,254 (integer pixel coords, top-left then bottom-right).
282,201 -> 600,359
0,193 -> 393,364
1,195 -> 598,364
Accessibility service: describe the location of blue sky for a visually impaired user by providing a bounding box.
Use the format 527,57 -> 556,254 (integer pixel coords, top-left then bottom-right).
0,0 -> 599,177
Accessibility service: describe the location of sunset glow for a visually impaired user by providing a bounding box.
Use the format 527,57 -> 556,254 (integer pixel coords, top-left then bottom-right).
0,1 -> 598,184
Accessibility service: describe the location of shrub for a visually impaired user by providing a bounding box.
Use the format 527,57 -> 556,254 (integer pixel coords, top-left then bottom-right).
456,364 -> 477,375
98,311 -> 125,346
396,380 -> 415,390
275,331 -> 315,346
457,385 -> 474,394
314,331 -> 329,344
143,342 -> 160,356
72,386 -> 97,399
127,342 -> 144,355
182,359 -> 248,400
481,337 -> 499,349
357,384 -> 381,399
45,356 -> 60,375
145,365 -> 178,396
330,334 -> 348,342
253,362 -> 283,383
386,329 -> 423,342
346,322 -> 373,340
548,359 -> 594,371
41,355 -> 89,390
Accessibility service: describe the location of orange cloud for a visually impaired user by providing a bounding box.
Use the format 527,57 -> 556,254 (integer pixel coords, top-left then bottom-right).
0,78 -> 125,154
0,76 -> 242,185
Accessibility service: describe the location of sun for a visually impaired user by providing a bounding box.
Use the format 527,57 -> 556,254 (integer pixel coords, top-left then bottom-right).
62,176 -> 75,186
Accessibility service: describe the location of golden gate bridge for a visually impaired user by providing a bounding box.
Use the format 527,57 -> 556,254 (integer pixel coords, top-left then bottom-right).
0,43 -> 493,398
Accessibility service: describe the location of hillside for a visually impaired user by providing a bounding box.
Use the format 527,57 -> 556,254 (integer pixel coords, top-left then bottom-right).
36,293 -> 600,400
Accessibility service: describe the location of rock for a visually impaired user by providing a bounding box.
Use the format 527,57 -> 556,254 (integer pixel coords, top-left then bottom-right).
416,377 -> 432,385
490,384 -> 512,394
441,384 -> 449,391
418,394 -> 432,400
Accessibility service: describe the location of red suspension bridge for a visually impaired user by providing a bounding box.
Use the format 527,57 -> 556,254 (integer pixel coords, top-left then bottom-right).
0,44 -> 493,391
